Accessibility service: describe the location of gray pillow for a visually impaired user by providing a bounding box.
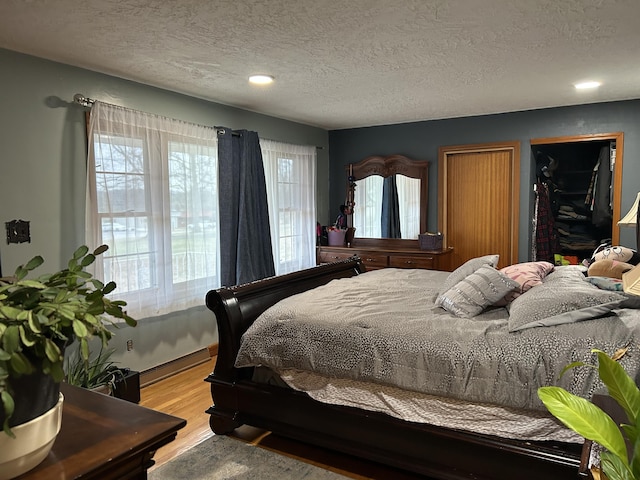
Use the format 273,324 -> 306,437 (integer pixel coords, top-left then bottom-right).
507,267 -> 627,332
437,254 -> 500,298
436,265 -> 519,318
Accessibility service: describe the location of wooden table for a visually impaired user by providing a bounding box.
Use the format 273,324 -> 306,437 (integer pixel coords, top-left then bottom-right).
17,383 -> 186,479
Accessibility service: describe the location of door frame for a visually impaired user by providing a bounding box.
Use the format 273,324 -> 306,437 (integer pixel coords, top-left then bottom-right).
530,132 -> 624,246
438,141 -> 520,266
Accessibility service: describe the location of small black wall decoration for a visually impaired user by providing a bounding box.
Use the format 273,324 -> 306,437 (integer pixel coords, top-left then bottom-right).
6,219 -> 31,244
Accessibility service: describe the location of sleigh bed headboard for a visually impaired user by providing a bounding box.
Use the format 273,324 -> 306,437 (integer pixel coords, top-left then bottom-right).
205,257 -> 364,379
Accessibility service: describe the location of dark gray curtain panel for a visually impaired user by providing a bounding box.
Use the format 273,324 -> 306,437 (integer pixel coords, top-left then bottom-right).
217,128 -> 275,286
381,175 -> 402,238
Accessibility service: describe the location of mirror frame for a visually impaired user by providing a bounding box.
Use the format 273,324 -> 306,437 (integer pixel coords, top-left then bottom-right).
347,154 -> 429,236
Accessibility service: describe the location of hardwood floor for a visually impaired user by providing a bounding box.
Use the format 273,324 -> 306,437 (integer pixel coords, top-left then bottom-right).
139,359 -> 216,469
140,357 -> 427,479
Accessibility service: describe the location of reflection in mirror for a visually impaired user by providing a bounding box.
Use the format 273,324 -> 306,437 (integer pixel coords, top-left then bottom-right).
353,175 -> 421,239
347,154 -> 429,241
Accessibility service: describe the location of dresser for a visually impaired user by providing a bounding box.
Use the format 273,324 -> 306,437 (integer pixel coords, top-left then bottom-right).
318,238 -> 453,272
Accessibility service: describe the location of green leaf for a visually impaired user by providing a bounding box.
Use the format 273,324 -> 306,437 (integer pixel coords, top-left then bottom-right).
93,244 -> 109,256
17,279 -> 46,289
601,451 -> 634,480
27,311 -> 42,334
559,360 -> 590,378
80,338 -> 89,360
103,281 -> 117,294
73,245 -> 89,260
1,390 -> 15,438
14,266 -> 28,281
10,352 -> 34,375
1,325 -> 20,354
622,424 -> 638,446
80,253 -> 96,267
0,306 -> 21,321
23,255 -> 44,271
43,338 -> 62,363
630,432 -> 640,479
538,386 -> 629,464
596,351 -> 640,426
72,319 -> 89,338
48,360 -> 65,382
18,325 -> 35,347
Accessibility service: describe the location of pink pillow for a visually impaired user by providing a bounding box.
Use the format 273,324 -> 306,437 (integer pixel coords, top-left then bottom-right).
494,261 -> 555,305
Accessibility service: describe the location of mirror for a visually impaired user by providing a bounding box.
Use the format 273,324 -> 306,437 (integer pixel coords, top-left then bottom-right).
347,155 -> 428,239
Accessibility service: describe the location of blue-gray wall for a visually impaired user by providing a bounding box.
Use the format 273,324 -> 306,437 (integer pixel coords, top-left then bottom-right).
0,48 -> 329,373
328,102 -> 640,260
2,45 -> 638,373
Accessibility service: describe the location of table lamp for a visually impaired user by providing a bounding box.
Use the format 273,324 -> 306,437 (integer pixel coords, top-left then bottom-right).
618,192 -> 640,250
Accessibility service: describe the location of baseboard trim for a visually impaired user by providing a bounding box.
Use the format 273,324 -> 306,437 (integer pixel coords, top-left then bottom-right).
140,348 -> 212,387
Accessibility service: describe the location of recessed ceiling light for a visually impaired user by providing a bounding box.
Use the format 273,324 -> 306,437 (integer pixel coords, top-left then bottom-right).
249,74 -> 274,85
574,81 -> 601,90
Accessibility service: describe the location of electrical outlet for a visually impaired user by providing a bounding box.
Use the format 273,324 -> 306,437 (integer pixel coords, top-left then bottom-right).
126,339 -> 133,351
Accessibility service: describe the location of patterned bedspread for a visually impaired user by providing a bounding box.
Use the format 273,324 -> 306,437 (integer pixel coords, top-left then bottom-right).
235,268 -> 640,411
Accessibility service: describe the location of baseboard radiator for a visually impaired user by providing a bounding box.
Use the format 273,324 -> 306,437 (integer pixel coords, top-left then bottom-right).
140,345 -> 217,387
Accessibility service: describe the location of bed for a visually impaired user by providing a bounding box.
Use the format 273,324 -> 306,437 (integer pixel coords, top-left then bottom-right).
204,256 -> 640,479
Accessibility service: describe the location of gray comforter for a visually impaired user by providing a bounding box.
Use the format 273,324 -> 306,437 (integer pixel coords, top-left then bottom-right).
235,268 -> 640,411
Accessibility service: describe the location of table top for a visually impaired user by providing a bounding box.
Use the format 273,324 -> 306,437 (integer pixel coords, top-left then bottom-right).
18,383 -> 186,479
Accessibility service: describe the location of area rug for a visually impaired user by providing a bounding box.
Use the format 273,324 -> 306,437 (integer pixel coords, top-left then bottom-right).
149,435 -> 348,479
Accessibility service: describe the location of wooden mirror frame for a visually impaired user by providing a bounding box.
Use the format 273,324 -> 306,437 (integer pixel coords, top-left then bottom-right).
347,154 -> 429,236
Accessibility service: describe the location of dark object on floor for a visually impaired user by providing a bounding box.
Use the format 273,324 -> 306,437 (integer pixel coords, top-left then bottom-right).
113,369 -> 141,403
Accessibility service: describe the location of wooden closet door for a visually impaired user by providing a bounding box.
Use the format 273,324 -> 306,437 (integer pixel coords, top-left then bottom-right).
438,142 -> 520,270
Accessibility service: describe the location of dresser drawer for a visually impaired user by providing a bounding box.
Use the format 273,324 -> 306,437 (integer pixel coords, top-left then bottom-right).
318,251 -> 356,264
356,252 -> 388,269
389,255 -> 434,270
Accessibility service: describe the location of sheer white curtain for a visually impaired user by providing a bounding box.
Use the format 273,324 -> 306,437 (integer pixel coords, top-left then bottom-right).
353,174 -> 420,238
85,102 -> 220,318
397,174 -> 421,238
354,175 -> 383,237
261,139 -> 317,275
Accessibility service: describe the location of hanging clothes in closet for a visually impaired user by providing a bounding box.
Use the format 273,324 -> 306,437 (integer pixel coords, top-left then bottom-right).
534,179 -> 561,263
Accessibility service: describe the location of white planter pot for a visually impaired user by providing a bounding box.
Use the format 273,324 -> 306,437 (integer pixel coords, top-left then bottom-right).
0,393 -> 63,480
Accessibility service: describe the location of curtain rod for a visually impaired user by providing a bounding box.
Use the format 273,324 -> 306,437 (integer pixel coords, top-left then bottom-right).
73,93 -> 95,108
73,93 -> 323,149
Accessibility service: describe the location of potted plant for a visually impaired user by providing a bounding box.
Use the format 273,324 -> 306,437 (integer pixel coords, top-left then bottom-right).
0,245 -> 136,478
64,343 -> 123,395
538,349 -> 640,480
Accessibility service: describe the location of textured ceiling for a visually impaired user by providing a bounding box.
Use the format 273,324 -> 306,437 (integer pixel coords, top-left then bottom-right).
1,0 -> 639,130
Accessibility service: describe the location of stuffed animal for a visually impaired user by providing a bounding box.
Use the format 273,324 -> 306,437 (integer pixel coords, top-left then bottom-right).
591,245 -> 640,265
587,258 -> 635,280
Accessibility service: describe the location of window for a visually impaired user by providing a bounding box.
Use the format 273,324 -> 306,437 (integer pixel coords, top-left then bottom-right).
261,140 -> 317,275
86,103 -> 219,318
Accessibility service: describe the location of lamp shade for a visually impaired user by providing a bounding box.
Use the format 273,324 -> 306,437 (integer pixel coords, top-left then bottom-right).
618,192 -> 640,226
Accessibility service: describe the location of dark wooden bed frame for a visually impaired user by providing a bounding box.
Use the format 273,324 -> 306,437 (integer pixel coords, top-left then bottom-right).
205,258 -> 590,480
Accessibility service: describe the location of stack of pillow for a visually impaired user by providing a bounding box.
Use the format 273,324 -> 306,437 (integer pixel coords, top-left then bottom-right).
435,255 -> 554,319
435,254 -> 636,332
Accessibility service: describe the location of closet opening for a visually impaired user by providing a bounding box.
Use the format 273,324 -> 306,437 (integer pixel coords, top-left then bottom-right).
530,133 -> 623,266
